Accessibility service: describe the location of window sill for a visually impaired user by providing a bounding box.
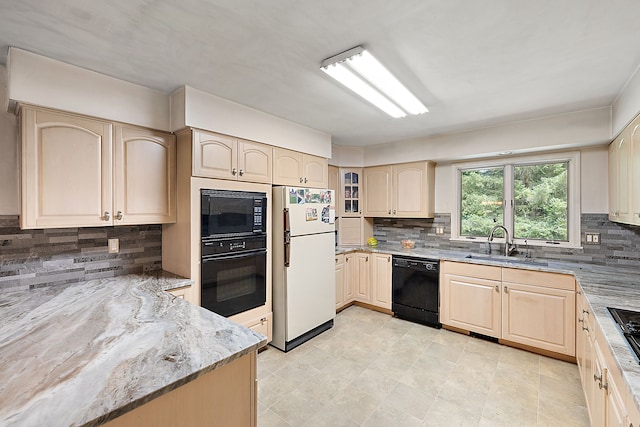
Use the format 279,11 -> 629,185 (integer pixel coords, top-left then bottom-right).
448,237 -> 582,250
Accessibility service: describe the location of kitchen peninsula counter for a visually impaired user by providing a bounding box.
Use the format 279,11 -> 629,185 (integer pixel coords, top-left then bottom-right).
338,244 -> 640,416
0,272 -> 267,427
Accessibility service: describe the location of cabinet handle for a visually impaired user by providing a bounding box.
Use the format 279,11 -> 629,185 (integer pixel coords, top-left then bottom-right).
504,286 -> 508,293
495,285 -> 499,292
304,177 -> 308,183
300,177 -> 304,183
115,211 -> 123,220
388,257 -> 391,262
582,309 -> 589,315
600,381 -> 608,391
260,317 -> 267,323
578,318 -> 584,324
102,211 -> 110,221
239,169 -> 244,176
232,168 -> 238,176
393,209 -> 396,214
593,373 -> 602,385
366,256 -> 368,262
582,325 -> 589,332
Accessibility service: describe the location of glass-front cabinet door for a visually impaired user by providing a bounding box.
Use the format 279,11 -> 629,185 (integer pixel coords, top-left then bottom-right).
340,168 -> 363,217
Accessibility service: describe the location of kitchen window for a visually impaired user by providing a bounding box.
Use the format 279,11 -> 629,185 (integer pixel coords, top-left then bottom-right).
452,152 -> 580,248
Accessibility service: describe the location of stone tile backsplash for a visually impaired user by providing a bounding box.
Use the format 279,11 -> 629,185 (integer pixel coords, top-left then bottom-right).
0,215 -> 161,291
373,213 -> 640,268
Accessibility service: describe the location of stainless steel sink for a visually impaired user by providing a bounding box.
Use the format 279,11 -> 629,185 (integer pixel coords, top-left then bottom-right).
463,254 -> 548,267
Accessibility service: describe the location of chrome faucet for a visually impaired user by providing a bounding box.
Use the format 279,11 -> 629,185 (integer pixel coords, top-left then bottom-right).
488,225 -> 516,256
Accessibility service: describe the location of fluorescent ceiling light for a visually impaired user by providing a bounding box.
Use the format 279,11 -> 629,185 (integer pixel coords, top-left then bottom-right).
321,46 -> 428,118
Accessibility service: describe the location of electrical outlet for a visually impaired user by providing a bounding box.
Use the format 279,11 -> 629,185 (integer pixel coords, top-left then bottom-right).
435,226 -> 445,235
585,232 -> 600,245
108,238 -> 119,253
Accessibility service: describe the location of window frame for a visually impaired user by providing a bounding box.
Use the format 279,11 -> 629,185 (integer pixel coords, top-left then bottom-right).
451,151 -> 581,249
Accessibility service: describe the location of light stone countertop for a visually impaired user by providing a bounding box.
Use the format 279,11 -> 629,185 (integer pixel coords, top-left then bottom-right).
337,244 -> 640,412
0,272 -> 267,427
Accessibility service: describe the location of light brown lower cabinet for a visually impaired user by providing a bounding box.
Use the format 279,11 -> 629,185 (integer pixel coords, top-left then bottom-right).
440,261 -> 576,357
102,352 -> 257,427
336,251 -> 392,312
577,286 -> 638,427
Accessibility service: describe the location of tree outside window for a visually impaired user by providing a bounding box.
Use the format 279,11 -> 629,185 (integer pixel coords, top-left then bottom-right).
459,161 -> 569,242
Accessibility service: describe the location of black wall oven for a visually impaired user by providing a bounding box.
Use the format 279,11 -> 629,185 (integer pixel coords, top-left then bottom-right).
200,189 -> 267,317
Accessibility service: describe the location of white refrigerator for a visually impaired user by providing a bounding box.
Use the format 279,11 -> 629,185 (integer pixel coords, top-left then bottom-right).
271,186 -> 336,352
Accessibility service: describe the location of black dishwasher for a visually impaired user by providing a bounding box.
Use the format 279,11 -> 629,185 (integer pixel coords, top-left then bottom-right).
392,256 -> 441,328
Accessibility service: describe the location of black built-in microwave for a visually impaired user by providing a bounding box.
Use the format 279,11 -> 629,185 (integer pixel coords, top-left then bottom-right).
201,189 -> 267,239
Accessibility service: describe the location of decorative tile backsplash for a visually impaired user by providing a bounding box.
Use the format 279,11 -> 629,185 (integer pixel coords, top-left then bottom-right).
374,213 -> 640,268
0,215 -> 161,291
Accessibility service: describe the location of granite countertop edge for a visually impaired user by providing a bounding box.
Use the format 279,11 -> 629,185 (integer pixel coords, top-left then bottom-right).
0,272 -> 266,427
337,244 -> 640,411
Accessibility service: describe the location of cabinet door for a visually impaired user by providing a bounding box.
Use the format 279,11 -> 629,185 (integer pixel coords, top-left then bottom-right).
303,154 -> 328,188
237,139 -> 272,183
363,166 -> 392,217
114,125 -> 176,225
328,166 -> 340,203
335,254 -> 346,310
441,273 -> 501,337
193,130 -> 237,179
340,168 -> 363,216
592,344 -> 607,427
337,217 -> 371,246
392,162 -> 434,218
605,367 -> 628,427
21,108 -> 113,228
609,129 -> 630,223
355,253 -> 370,302
344,253 -> 356,302
273,147 -> 304,186
630,117 -> 640,224
576,291 -> 595,416
371,253 -> 392,309
502,282 -> 575,356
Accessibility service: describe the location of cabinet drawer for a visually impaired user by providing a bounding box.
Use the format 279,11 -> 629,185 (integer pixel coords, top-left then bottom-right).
442,261 -> 501,281
502,268 -> 575,291
247,312 -> 272,343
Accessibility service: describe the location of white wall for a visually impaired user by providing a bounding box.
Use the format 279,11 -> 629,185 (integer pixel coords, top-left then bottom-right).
364,107 -> 611,166
612,63 -> 640,136
8,48 -> 170,131
171,86 -> 332,158
0,64 -> 19,215
329,145 -> 365,167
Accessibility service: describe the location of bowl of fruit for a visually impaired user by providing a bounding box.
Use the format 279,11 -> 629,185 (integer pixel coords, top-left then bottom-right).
367,237 -> 378,247
401,239 -> 415,249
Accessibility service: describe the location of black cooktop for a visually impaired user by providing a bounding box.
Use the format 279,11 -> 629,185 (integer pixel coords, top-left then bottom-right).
608,307 -> 640,362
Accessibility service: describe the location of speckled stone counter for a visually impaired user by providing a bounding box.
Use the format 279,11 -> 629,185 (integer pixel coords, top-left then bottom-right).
0,273 -> 267,427
338,244 -> 640,412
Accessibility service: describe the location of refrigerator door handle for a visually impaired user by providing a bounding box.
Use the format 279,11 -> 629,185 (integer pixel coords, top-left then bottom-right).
284,208 -> 291,267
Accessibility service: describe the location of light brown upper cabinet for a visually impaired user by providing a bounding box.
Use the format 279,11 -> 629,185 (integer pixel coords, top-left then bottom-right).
21,106 -> 176,229
339,168 -> 363,217
192,129 -> 272,184
272,147 -> 328,188
363,161 -> 435,218
609,127 -> 630,223
630,115 -> 640,224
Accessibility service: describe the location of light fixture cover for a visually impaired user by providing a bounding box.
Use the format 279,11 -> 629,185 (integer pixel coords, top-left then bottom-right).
321,46 -> 428,118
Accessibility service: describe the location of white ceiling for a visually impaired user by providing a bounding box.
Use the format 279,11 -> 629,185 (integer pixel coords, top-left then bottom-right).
0,0 -> 639,147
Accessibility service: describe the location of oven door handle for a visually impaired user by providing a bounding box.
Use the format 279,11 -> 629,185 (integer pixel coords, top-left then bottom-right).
202,250 -> 266,262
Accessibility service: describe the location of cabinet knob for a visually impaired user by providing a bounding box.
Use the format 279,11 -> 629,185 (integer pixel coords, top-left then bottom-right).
300,177 -> 304,183
304,178 -> 308,183
393,209 -> 396,214
388,257 -> 391,262
495,285 -> 499,292
388,210 -> 391,214
260,317 -> 267,323
232,168 -> 238,176
115,211 -> 123,220
239,169 -> 244,176
102,211 -> 110,221
504,286 -> 508,293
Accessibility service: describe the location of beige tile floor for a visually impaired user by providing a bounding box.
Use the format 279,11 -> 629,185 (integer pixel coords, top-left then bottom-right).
257,305 -> 589,427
